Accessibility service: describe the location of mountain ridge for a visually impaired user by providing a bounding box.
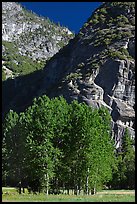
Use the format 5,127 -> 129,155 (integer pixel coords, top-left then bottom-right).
2,2 -> 74,79
2,2 -> 135,148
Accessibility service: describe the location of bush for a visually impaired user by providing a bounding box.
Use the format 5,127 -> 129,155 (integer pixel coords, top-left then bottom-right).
108,50 -> 127,60
130,17 -> 135,26
117,15 -> 129,24
92,19 -> 99,25
66,72 -> 82,80
91,63 -> 100,69
121,31 -> 132,38
119,48 -> 130,57
100,8 -> 107,14
2,70 -> 6,81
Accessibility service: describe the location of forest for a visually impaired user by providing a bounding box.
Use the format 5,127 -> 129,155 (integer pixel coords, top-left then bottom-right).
2,96 -> 135,195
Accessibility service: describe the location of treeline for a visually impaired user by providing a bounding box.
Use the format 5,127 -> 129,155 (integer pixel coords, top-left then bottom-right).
2,96 -> 135,194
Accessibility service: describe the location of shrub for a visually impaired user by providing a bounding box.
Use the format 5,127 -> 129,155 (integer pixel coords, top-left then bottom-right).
77,62 -> 85,68
121,31 -> 132,38
117,21 -> 126,27
100,7 -> 107,15
66,72 -> 82,81
130,17 -> 135,26
119,48 -> 130,57
92,19 -> 99,25
108,50 -> 127,60
2,70 -> 6,81
91,63 -> 100,69
117,15 -> 129,24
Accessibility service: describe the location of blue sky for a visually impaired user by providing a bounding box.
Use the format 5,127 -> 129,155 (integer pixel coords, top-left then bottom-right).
19,2 -> 102,33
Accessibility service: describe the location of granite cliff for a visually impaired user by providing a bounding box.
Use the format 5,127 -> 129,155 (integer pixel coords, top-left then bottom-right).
2,2 -> 135,148
2,2 -> 74,79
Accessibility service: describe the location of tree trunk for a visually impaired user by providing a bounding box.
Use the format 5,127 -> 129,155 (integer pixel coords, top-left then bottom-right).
76,185 -> 79,195
19,187 -> 21,194
93,180 -> 96,195
56,178 -> 59,194
23,187 -> 25,193
63,183 -> 65,194
93,168 -> 98,195
74,184 -> 78,195
86,167 -> 89,195
78,180 -> 81,195
93,187 -> 96,195
46,173 -> 49,195
67,188 -> 69,195
18,181 -> 21,194
78,187 -> 81,195
72,189 -> 74,195
74,186 -> 77,195
86,177 -> 88,195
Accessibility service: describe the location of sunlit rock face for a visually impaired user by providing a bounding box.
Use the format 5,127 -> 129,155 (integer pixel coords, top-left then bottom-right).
2,2 -> 74,78
37,2 -> 135,147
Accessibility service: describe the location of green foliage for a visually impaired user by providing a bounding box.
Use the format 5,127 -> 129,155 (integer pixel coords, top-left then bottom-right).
2,110 -> 24,186
111,128 -> 135,189
100,7 -> 107,15
107,48 -> 132,60
107,49 -> 127,60
2,96 -> 115,194
130,17 -> 135,26
121,31 -> 132,38
2,41 -> 18,53
2,7 -> 74,78
112,15 -> 129,28
91,63 -> 100,69
81,1 -> 134,50
57,41 -> 65,48
92,19 -> 99,25
2,41 -> 45,76
94,27 -> 132,48
24,96 -> 69,192
87,108 -> 115,192
2,69 -> 6,81
66,72 -> 82,81
119,48 -> 130,58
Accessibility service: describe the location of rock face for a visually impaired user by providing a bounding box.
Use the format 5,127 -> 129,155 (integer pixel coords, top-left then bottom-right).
2,2 -> 74,78
2,2 -> 135,148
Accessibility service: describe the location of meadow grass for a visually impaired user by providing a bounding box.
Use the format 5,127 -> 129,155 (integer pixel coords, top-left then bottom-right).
2,187 -> 135,202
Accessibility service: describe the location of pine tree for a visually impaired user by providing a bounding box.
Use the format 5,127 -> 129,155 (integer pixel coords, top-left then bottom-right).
111,128 -> 135,189
2,110 -> 27,192
121,128 -> 135,189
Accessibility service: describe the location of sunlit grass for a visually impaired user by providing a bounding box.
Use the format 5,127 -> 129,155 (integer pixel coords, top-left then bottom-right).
2,187 -> 135,202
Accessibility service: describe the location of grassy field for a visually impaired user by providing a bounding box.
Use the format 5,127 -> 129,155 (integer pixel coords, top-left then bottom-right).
2,187 -> 135,202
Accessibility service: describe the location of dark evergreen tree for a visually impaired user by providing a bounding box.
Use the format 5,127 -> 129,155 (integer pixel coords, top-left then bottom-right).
111,128 -> 135,189
2,110 -> 26,189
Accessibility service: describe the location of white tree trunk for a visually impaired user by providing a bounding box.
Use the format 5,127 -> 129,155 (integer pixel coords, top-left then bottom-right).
93,179 -> 97,195
86,167 -> 89,195
93,186 -> 96,195
46,173 -> 49,195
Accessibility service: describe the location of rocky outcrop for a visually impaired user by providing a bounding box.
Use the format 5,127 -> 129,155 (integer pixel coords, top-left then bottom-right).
2,2 -> 135,148
2,2 -> 74,78
37,2 -> 135,147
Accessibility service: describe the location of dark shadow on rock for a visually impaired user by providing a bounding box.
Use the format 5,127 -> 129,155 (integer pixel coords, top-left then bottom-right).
2,68 -> 45,118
